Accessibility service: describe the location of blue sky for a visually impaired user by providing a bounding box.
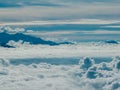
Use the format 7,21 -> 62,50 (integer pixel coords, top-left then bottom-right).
0,0 -> 120,42
0,0 -> 120,22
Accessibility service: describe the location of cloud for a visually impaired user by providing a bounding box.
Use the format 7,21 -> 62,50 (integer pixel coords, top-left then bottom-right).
102,26 -> 120,28
0,2 -> 120,22
81,30 -> 120,34
0,42 -> 120,59
0,0 -> 119,8
1,25 -> 120,42
0,0 -> 64,8
0,19 -> 119,25
27,30 -> 120,45
1,57 -> 120,90
60,0 -> 120,3
25,30 -> 120,39
7,40 -> 30,48
0,26 -> 25,33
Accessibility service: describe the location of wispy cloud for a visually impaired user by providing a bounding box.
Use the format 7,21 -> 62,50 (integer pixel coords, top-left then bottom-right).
0,0 -> 120,22
0,19 -> 119,25
25,29 -> 120,42
0,0 -> 64,8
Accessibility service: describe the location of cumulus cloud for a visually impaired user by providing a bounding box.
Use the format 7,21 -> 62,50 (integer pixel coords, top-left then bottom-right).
7,40 -> 30,48
0,57 -> 120,90
0,26 -> 25,33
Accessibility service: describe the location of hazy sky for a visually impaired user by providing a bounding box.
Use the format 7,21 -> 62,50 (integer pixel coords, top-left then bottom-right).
0,0 -> 120,22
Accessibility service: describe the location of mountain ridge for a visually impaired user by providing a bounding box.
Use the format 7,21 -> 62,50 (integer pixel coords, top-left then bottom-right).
0,32 -> 72,47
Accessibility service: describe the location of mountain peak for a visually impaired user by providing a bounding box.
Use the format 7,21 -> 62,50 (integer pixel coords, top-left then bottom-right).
0,32 -> 72,47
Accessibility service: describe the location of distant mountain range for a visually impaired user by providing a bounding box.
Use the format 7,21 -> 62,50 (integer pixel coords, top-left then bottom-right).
105,40 -> 119,44
0,32 -> 72,48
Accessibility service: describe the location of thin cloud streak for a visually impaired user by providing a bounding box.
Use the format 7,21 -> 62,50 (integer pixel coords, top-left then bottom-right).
0,2 -> 120,22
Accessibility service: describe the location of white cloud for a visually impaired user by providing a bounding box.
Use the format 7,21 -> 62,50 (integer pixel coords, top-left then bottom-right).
0,43 -> 120,59
0,26 -> 25,33
24,30 -> 120,41
0,19 -> 119,25
0,25 -> 120,42
0,57 -> 120,90
7,40 -> 30,48
103,26 -> 120,28
0,3 -> 120,22
81,30 -> 120,34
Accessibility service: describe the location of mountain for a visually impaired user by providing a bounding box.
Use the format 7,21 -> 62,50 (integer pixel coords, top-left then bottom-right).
105,40 -> 119,44
0,32 -> 72,48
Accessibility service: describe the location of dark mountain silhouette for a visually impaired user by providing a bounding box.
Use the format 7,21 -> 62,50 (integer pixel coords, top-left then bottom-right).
105,40 -> 119,44
0,32 -> 72,48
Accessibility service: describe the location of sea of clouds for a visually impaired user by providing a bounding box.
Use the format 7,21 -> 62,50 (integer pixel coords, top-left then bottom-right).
0,24 -> 120,90
0,34 -> 120,90
0,57 -> 120,90
0,41 -> 119,59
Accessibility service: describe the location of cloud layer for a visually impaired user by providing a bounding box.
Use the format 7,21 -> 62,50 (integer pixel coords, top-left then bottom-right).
0,0 -> 120,22
0,57 -> 120,90
0,24 -> 120,42
0,42 -> 120,59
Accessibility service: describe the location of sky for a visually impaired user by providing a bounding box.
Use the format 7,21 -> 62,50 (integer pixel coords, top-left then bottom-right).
0,0 -> 120,22
0,0 -> 120,42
